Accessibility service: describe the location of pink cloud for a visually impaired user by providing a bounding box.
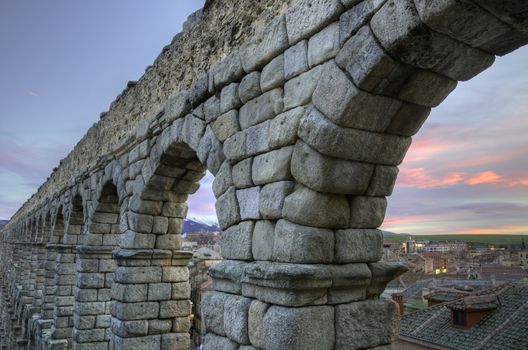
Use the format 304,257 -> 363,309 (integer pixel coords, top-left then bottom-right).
397,168 -> 466,189
384,215 -> 429,226
455,224 -> 528,235
465,171 -> 502,185
508,178 -> 528,187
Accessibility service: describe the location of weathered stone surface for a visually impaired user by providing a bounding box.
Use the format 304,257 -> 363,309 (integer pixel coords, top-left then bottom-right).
269,106 -> 305,149
334,229 -> 383,263
245,120 -> 271,156
212,50 -> 245,89
298,108 -> 412,166
387,103 -> 431,136
215,187 -> 241,229
202,292 -> 228,336
259,181 -> 295,219
240,15 -> 289,72
366,165 -> 399,196
371,0 -> 495,81
252,220 -> 276,261
328,263 -> 371,304
263,305 -> 335,350
248,300 -> 269,349
335,299 -> 399,349
313,61 -> 401,132
161,333 -> 191,350
114,266 -> 162,284
291,141 -> 373,194
239,72 -> 262,104
159,300 -> 191,318
212,162 -> 233,198
273,219 -> 334,263
285,0 -> 344,44
221,221 -> 254,260
283,63 -> 325,110
239,88 -> 283,130
112,301 -> 159,321
252,146 -> 294,185
224,131 -> 246,163
339,0 -> 385,44
209,260 -> 246,294
204,95 -> 221,123
165,91 -> 191,123
336,26 -> 457,107
349,196 -> 387,228
284,40 -> 308,79
232,158 -> 253,188
260,54 -> 285,92
220,83 -> 242,114
413,0 -> 513,48
282,185 -> 349,229
309,22 -> 340,68
203,333 -> 239,350
236,187 -> 261,220
224,295 -> 252,344
368,261 -> 408,297
242,262 -> 331,306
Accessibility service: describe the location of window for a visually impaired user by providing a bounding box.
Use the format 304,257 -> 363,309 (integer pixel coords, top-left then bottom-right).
453,310 -> 467,326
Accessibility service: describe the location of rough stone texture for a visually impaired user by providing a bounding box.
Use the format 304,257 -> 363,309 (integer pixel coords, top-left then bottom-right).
221,221 -> 255,260
252,146 -> 294,185
216,187 -> 241,229
273,219 -> 334,263
223,295 -> 252,344
335,299 -> 399,349
308,22 -> 340,67
232,158 -> 254,188
313,61 -> 401,132
239,88 -> 284,130
371,0 -> 495,81
248,300 -> 269,348
291,141 -> 373,194
260,55 -> 285,92
236,187 -> 261,220
251,220 -> 276,261
263,305 -> 335,350
259,181 -> 295,219
284,40 -> 309,79
334,229 -> 383,263
298,107 -> 412,165
282,185 -> 350,229
285,0 -> 344,44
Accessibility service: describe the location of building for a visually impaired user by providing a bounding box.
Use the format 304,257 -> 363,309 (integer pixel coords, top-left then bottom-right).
395,283 -> 528,350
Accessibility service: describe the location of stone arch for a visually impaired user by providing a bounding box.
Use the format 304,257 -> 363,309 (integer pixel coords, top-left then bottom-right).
108,124 -> 209,348
73,178 -> 121,349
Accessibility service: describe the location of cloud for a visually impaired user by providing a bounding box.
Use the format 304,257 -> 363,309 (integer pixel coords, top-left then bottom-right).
397,168 -> 465,189
465,171 -> 502,185
27,90 -> 39,97
455,225 -> 528,235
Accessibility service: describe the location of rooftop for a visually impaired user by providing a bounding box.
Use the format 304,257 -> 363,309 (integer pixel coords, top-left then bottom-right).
399,283 -> 528,350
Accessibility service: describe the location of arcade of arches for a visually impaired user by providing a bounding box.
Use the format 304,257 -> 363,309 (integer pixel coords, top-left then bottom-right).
1,0 -> 527,349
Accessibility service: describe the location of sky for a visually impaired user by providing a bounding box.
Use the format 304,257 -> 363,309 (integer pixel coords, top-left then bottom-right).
0,1 -> 527,235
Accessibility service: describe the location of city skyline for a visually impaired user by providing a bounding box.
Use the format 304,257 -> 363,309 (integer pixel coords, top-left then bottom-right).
1,1 -> 527,236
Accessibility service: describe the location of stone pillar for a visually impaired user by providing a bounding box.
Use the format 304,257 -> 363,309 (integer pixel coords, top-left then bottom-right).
43,244 -> 59,320
49,244 -> 77,349
110,249 -> 192,349
73,245 -> 116,350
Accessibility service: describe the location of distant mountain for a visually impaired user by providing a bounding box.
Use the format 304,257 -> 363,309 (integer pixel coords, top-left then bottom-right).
0,220 -> 8,230
183,217 -> 220,233
382,230 -> 410,237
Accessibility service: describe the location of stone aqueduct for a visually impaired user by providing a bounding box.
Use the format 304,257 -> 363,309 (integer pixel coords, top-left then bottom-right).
0,0 -> 526,349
